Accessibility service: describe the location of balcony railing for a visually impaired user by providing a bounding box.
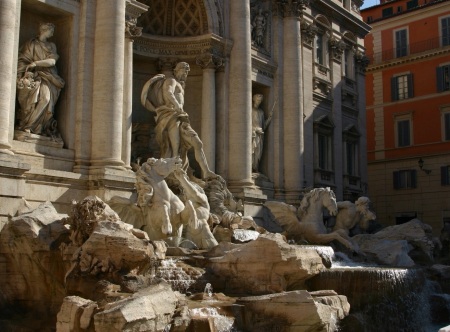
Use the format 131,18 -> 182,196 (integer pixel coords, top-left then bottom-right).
366,36 -> 449,65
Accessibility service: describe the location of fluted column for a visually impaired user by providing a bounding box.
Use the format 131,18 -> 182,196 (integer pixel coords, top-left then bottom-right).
0,0 -> 20,155
196,54 -> 223,172
215,60 -> 228,177
228,0 -> 253,188
123,1 -> 147,169
74,0 -> 95,173
90,0 -> 126,169
281,1 -> 304,202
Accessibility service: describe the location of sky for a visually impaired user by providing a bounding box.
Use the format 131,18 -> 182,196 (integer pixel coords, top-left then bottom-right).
361,0 -> 381,9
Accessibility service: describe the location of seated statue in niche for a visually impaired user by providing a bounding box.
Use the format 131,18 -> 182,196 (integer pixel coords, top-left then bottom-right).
16,23 -> 65,140
141,62 -> 216,180
251,94 -> 273,172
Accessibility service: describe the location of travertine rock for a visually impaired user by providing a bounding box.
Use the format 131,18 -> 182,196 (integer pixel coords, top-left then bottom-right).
237,290 -> 349,331
206,233 -> 326,294
56,296 -> 97,332
353,219 -> 435,266
93,282 -> 178,332
0,201 -> 69,320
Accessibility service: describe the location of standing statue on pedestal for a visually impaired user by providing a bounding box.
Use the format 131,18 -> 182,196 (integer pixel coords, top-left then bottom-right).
251,94 -> 273,172
16,23 -> 65,138
141,62 -> 216,179
251,7 -> 267,47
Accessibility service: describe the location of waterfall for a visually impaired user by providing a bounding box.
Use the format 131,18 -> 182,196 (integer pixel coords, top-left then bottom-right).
306,267 -> 432,331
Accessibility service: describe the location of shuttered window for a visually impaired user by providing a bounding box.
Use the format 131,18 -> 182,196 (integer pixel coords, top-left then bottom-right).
392,74 -> 414,101
393,170 -> 417,189
442,16 -> 450,47
437,65 -> 450,92
395,29 -> 408,57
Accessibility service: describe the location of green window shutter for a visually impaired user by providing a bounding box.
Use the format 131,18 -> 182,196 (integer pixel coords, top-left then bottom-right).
437,67 -> 444,92
407,74 -> 414,98
391,77 -> 398,101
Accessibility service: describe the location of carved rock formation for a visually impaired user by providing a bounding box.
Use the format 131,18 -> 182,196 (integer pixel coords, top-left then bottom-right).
352,218 -> 435,266
204,233 -> 328,294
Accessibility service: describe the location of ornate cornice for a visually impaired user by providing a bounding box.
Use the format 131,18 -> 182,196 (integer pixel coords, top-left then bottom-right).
134,33 -> 233,60
125,0 -> 148,39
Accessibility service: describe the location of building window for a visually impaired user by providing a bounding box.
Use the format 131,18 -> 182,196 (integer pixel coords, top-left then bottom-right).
443,112 -> 450,141
382,7 -> 393,17
393,170 -> 417,189
442,16 -> 450,47
406,0 -> 418,9
396,119 -> 411,147
395,212 -> 417,224
392,74 -> 413,101
318,133 -> 332,170
343,125 -> 360,177
395,29 -> 408,58
314,115 -> 334,173
316,33 -> 325,65
343,48 -> 355,79
441,166 -> 450,185
437,65 -> 450,92
345,141 -> 358,175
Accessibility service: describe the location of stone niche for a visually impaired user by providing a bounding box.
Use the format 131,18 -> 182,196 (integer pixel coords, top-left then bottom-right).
16,0 -> 75,150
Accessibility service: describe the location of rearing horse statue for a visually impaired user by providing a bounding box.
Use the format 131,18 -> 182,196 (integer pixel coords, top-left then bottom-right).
265,187 -> 356,251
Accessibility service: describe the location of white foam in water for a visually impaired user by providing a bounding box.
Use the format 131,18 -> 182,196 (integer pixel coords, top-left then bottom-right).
190,307 -> 235,332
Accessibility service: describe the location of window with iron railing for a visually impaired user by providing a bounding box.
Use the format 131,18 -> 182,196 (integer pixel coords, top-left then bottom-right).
366,36 -> 449,64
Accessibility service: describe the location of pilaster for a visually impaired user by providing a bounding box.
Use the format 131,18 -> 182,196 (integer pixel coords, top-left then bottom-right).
279,0 -> 305,203
196,53 -> 223,172
227,0 -> 253,190
90,0 -> 127,170
123,0 -> 148,170
0,0 -> 20,155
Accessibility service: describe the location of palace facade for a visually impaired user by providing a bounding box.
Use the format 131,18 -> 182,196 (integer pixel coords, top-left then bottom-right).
0,0 -> 369,224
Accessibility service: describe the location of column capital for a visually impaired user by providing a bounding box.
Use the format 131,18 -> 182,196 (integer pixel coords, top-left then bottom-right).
125,0 -> 148,39
195,53 -> 224,70
355,50 -> 370,73
300,19 -> 318,48
272,0 -> 312,18
329,37 -> 347,63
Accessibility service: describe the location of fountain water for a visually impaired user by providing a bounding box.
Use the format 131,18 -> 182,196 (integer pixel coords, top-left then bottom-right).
307,260 -> 432,331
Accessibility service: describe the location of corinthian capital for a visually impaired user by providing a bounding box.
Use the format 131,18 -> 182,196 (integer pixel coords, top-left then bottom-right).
300,19 -> 318,47
125,0 -> 148,39
272,0 -> 313,17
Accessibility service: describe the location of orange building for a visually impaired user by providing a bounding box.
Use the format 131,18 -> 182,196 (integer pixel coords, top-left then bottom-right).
361,0 -> 450,235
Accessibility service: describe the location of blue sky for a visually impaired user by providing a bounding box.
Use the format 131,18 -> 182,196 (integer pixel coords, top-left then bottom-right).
361,0 -> 380,9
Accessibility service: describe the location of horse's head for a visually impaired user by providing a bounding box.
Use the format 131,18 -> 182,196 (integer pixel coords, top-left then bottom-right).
321,187 -> 338,216
145,157 -> 183,177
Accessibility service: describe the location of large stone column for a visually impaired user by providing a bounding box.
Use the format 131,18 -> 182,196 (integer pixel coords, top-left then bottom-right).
0,0 -> 20,155
90,0 -> 126,170
74,0 -> 95,173
330,37 -> 346,200
281,1 -> 304,203
196,53 -> 223,172
215,60 -> 228,177
123,1 -> 148,169
227,0 -> 253,189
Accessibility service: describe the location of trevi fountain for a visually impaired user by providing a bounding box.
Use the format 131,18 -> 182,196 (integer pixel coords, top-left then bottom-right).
0,0 -> 450,331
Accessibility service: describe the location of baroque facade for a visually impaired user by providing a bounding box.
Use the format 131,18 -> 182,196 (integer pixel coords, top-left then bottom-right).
0,0 -> 369,224
362,0 -> 450,235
